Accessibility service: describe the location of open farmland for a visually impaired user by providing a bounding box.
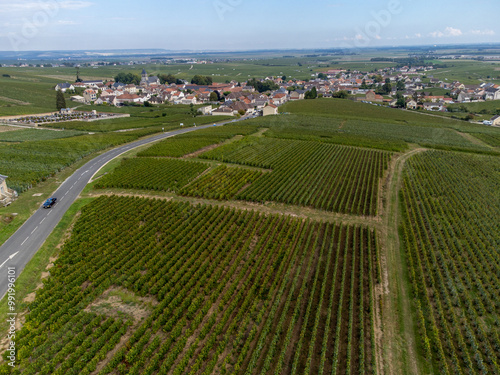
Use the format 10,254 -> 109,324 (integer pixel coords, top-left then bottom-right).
264,99 -> 499,153
179,165 -> 264,200
201,137 -> 391,216
137,124 -> 261,158
400,151 -> 500,374
5,195 -> 380,375
0,128 -> 86,142
0,128 -> 161,193
94,158 -> 210,192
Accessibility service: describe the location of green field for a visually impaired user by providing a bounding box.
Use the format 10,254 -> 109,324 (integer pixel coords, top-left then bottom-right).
179,165 -> 264,200
137,123 -> 261,158
0,129 -> 160,193
400,151 -> 500,374
266,99 -> 499,152
0,128 -> 86,142
94,158 -> 209,192
201,137 -> 391,216
4,196 -> 379,375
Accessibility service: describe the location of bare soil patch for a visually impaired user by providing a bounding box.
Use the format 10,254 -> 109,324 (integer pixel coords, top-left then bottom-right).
0,96 -> 30,106
84,286 -> 156,322
183,143 -> 223,158
0,126 -> 21,132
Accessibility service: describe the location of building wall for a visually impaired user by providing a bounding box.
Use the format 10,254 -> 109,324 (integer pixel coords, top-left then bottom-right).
0,180 -> 7,198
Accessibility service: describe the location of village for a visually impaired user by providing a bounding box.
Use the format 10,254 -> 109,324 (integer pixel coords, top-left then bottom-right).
53,65 -> 500,125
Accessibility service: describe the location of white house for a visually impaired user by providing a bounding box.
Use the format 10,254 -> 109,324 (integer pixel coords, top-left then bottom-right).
55,83 -> 74,93
198,105 -> 212,115
263,104 -> 278,116
485,87 -> 500,101
115,93 -> 142,106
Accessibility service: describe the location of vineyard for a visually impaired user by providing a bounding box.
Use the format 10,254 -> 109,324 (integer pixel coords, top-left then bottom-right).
0,129 -> 86,142
94,158 -> 209,192
0,129 -> 161,193
400,151 -> 500,374
243,99 -> 499,153
201,137 -> 391,216
137,124 -> 261,158
179,165 -> 264,200
4,195 -> 380,374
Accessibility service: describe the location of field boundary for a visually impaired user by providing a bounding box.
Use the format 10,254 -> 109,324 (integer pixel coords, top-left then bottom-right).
378,147 -> 427,375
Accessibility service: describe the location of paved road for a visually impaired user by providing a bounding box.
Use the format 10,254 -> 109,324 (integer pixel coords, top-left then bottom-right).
0,117 -> 250,299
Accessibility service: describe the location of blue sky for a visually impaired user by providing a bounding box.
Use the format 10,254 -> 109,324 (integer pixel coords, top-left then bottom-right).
0,0 -> 498,51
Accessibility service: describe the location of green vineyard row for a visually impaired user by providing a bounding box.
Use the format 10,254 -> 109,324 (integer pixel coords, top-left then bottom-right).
5,196 -> 381,375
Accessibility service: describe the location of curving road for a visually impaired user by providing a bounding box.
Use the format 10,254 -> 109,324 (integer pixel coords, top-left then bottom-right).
0,117 -> 251,299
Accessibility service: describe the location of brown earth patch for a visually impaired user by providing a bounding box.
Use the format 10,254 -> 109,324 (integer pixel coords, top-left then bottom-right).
84,286 -> 157,322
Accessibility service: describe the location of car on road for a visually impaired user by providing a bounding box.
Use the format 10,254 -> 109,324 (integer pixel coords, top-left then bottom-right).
43,197 -> 57,209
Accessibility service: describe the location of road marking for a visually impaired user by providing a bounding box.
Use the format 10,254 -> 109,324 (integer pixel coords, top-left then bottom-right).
40,218 -> 46,224
21,238 -> 29,246
0,252 -> 19,269
64,191 -> 68,196
47,210 -> 52,216
31,226 -> 38,235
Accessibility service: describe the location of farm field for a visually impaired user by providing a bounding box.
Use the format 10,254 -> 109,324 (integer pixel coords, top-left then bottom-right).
3,195 -> 379,375
0,128 -> 161,193
272,99 -> 499,153
179,165 -> 264,200
1,62 -> 500,375
137,124 -> 261,158
201,137 -> 391,216
94,158 -> 210,192
400,151 -> 500,374
0,128 -> 86,142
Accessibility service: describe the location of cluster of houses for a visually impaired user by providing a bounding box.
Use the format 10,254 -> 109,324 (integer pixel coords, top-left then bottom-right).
54,67 -> 500,118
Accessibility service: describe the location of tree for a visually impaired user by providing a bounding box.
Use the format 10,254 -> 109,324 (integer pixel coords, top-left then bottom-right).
158,74 -> 181,85
246,78 -> 278,93
305,87 -> 318,99
190,103 -> 198,117
396,96 -> 406,108
56,90 -> 66,111
209,92 -> 218,102
191,75 -> 212,86
317,73 -> 327,80
282,75 -> 287,81
396,80 -> 405,91
361,79 -> 368,89
114,72 -> 141,85
332,90 -> 349,99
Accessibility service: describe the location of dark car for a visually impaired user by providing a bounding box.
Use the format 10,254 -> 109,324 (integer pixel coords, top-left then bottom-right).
43,197 -> 57,209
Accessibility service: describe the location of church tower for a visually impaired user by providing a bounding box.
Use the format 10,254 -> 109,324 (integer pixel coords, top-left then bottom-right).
141,69 -> 148,85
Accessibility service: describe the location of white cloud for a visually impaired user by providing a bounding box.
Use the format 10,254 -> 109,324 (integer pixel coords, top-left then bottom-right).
58,1 -> 93,10
0,1 -> 93,13
430,27 -> 462,38
470,29 -> 495,36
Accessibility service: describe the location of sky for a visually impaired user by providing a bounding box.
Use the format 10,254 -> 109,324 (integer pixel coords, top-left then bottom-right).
0,0 -> 498,51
